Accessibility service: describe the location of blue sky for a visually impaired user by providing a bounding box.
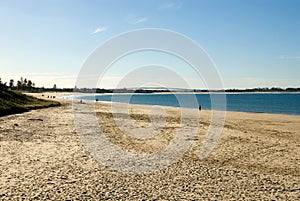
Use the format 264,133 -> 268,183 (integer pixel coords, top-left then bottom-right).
1,0 -> 299,89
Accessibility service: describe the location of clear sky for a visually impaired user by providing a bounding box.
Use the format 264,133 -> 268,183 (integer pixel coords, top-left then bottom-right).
1,0 -> 299,89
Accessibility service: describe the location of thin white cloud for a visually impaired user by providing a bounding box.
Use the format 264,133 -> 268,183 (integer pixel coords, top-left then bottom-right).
131,17 -> 148,25
126,15 -> 148,25
158,1 -> 182,10
90,26 -> 108,35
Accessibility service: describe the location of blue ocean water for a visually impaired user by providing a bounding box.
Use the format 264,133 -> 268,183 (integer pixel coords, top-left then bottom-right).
72,93 -> 300,116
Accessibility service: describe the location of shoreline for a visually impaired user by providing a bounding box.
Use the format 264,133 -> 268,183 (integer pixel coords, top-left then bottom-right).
50,92 -> 300,117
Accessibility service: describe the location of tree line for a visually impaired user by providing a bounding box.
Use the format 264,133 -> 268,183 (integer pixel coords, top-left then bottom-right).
1,77 -> 300,93
0,77 -> 58,92
0,77 -> 35,91
0,77 -> 67,92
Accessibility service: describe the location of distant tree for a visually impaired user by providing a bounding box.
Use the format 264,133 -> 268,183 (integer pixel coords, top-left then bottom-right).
24,78 -> 28,87
17,80 -> 22,89
9,79 -> 14,89
27,80 -> 33,88
20,77 -> 24,85
0,78 -> 7,89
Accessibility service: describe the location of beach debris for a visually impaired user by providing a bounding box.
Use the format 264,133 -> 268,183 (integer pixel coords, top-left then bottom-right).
28,118 -> 44,121
14,123 -> 19,126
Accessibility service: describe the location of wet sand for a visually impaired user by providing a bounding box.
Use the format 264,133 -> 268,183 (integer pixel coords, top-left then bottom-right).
0,93 -> 299,200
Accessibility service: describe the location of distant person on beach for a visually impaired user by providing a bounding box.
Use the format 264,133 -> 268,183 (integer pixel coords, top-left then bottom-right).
199,105 -> 201,111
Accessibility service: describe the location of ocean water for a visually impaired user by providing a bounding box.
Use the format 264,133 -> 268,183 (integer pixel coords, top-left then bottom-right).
72,93 -> 300,116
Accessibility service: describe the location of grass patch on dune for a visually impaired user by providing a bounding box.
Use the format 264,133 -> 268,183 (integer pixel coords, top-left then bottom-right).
0,89 -> 61,117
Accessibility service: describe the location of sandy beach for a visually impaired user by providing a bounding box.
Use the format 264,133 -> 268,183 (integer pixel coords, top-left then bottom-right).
0,93 -> 299,200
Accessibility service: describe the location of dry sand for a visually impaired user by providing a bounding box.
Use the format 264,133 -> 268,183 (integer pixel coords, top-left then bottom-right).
0,93 -> 299,200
